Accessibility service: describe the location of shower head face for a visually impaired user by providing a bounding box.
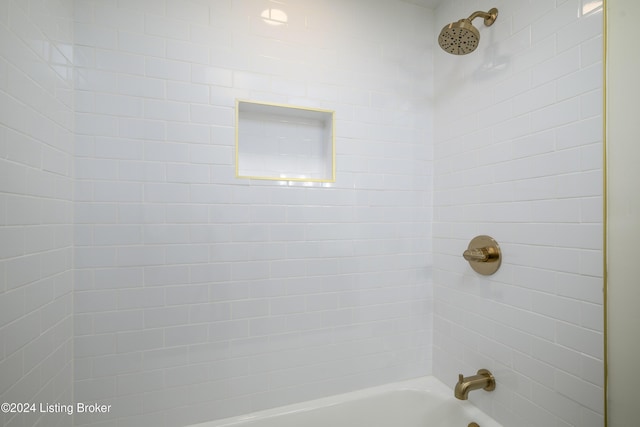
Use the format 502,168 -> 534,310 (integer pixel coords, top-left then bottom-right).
438,19 -> 480,55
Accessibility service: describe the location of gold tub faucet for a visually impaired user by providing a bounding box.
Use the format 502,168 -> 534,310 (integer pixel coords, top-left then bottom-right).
454,369 -> 496,400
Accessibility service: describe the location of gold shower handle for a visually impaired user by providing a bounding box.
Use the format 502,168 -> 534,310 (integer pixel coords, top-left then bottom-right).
463,236 -> 502,275
463,247 -> 490,262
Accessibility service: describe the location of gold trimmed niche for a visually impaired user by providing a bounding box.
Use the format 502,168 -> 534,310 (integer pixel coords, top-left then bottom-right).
235,100 -> 335,182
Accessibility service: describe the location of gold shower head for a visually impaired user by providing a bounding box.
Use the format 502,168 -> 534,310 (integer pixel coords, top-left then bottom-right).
438,8 -> 498,55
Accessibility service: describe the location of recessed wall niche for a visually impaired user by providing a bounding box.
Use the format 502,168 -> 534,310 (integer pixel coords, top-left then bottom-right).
235,100 -> 335,182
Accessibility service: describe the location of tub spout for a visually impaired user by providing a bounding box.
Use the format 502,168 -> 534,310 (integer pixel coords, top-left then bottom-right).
454,369 -> 495,400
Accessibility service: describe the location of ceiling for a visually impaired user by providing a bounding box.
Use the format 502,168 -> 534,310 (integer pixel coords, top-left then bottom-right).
402,0 -> 443,9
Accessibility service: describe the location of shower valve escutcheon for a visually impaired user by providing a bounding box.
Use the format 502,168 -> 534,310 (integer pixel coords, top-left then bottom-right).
455,369 -> 496,400
463,235 -> 501,275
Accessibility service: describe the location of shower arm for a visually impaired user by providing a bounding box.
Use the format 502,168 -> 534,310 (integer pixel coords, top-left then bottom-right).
466,8 -> 498,27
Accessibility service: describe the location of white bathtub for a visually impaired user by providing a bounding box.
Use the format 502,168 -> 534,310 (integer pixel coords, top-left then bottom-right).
188,376 -> 502,427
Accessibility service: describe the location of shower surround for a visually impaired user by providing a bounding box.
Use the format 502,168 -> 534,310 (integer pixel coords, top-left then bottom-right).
433,1 -> 604,426
72,0 -> 433,425
0,0 -> 603,426
0,1 -> 75,427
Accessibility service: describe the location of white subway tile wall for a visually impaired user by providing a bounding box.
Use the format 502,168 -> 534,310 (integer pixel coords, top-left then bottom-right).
0,0 -> 605,426
0,1 -> 75,427
433,1 -> 603,427
73,0 -> 433,425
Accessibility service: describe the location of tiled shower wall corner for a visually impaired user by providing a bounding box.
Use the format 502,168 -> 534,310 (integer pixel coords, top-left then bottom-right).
0,1 -> 75,427
433,1 -> 604,427
73,0 -> 433,425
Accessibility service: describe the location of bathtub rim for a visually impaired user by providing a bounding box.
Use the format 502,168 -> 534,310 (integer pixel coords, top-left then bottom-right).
187,375 -> 501,427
